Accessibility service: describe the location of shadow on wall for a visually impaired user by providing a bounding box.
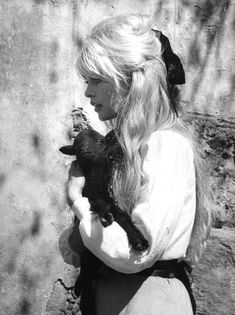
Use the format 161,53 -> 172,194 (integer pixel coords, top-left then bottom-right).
4,212 -> 42,315
0,129 -> 67,314
187,0 -> 233,112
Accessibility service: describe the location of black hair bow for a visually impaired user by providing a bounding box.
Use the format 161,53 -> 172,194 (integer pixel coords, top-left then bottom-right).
152,30 -> 185,85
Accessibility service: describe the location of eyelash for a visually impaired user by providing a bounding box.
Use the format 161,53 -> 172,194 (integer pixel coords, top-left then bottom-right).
84,78 -> 101,85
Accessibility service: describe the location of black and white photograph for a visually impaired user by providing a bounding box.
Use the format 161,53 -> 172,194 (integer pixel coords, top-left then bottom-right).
0,1 -> 234,314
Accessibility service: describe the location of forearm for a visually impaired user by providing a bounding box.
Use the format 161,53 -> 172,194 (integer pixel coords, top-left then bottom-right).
79,211 -> 151,274
71,195 -> 91,220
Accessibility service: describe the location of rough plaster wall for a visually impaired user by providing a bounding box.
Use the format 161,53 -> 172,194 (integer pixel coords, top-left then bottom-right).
0,1 -> 79,314
0,0 -> 234,314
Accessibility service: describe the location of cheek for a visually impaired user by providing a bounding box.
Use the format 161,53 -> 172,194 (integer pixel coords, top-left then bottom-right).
105,82 -> 114,97
107,95 -> 117,115
106,89 -> 112,97
109,91 -> 121,113
104,89 -> 114,108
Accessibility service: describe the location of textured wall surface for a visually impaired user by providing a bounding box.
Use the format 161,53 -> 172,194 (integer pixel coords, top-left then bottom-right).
0,0 -> 234,314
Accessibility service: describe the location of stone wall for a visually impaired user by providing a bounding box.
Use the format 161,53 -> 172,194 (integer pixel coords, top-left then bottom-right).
0,0 -> 234,314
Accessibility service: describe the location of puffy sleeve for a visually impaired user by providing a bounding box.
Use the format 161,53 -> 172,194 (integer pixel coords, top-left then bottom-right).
79,130 -> 196,273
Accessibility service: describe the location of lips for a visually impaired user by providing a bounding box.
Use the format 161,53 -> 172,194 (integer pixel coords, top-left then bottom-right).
94,104 -> 102,112
90,102 -> 102,113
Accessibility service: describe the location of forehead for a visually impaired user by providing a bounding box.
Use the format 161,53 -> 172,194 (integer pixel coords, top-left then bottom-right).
77,41 -> 115,82
77,50 -> 104,79
79,65 -> 108,82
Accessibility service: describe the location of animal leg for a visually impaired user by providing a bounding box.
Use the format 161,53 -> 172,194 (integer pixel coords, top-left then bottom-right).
113,210 -> 149,251
93,198 -> 114,227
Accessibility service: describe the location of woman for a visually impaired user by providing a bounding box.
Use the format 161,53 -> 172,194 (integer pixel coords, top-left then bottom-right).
67,14 -> 211,315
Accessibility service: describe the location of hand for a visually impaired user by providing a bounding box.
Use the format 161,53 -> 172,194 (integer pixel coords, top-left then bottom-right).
67,160 -> 85,208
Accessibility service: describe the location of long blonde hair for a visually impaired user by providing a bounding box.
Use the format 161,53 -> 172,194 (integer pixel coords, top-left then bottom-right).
77,14 -> 211,265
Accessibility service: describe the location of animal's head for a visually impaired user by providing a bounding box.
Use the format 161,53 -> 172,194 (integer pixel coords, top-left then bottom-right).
60,129 -> 106,166
73,130 -> 106,161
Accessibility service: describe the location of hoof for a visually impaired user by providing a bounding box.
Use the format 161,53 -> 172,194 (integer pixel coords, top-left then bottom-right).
100,217 -> 110,227
100,212 -> 114,227
133,239 -> 149,252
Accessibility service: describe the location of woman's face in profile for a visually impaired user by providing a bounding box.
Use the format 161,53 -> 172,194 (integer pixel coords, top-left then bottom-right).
84,75 -> 117,121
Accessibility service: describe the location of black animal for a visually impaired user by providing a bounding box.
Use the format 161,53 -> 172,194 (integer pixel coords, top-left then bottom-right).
60,128 -> 148,314
60,128 -> 148,250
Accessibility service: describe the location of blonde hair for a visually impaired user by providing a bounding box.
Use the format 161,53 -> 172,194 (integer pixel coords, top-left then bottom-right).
76,14 -> 211,265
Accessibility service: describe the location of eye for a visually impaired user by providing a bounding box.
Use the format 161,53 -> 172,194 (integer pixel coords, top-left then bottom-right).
84,77 -> 103,86
82,75 -> 88,84
91,78 -> 102,85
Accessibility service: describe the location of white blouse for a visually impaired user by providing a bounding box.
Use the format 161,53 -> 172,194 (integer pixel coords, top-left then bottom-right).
78,130 -> 196,274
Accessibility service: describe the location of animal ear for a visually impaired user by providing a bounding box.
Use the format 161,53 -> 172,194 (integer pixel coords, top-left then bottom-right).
59,145 -> 76,155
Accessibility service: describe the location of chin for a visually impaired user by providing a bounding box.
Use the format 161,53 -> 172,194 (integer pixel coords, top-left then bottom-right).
98,116 -> 107,121
98,115 -> 113,121
98,112 -> 117,121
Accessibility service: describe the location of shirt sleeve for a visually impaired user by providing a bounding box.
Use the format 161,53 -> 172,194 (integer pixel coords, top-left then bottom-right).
79,130 -> 196,273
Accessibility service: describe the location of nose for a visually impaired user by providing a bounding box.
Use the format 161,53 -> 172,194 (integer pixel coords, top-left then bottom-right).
85,83 -> 95,98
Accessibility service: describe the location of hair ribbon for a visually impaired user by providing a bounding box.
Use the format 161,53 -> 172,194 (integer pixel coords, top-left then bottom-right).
152,29 -> 185,85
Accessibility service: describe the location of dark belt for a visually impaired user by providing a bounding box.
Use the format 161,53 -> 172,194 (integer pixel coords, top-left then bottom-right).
136,259 -> 184,276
